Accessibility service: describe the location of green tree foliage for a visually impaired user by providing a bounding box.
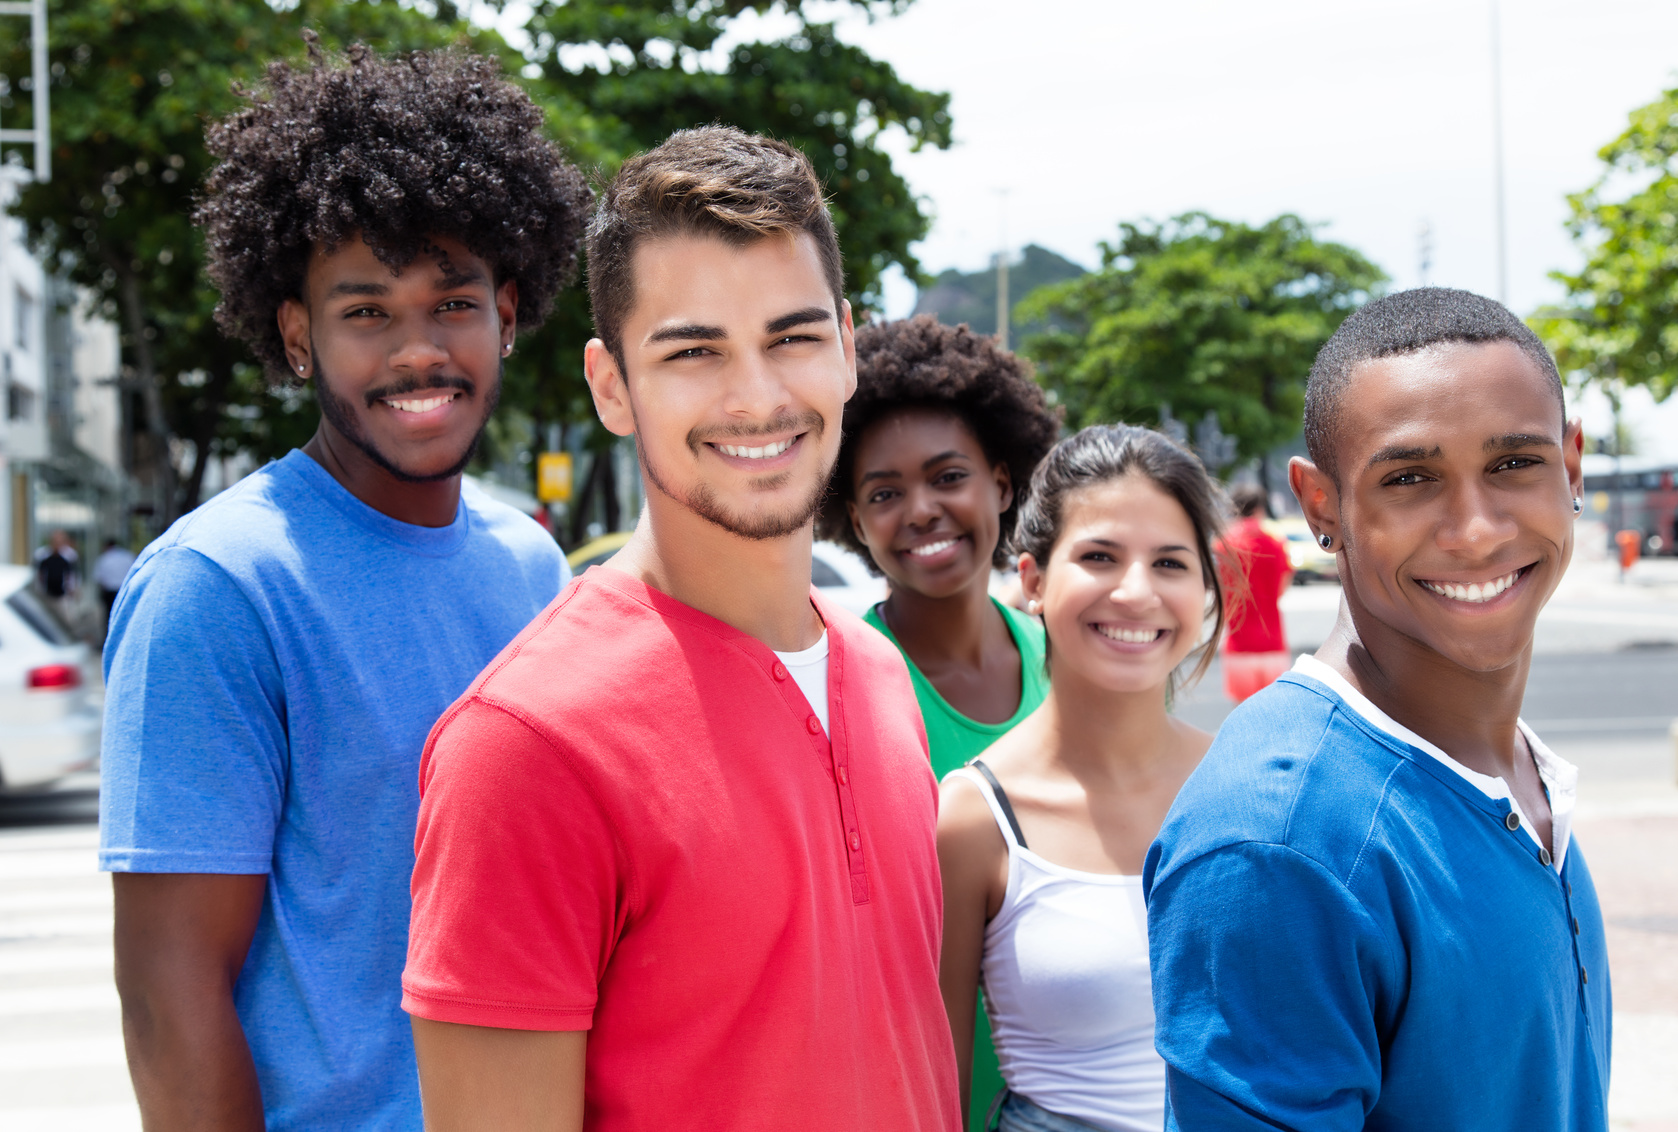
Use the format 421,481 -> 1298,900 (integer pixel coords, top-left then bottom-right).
1534,82 -> 1678,404
0,0 -> 505,520
1018,212 -> 1385,477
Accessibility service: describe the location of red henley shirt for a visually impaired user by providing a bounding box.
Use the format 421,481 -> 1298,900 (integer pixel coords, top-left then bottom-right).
402,567 -> 959,1131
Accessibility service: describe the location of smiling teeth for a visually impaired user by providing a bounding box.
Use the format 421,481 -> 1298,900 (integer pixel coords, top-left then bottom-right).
719,438 -> 793,459
385,394 -> 457,413
1421,570 -> 1520,603
907,539 -> 958,558
1095,625 -> 1163,644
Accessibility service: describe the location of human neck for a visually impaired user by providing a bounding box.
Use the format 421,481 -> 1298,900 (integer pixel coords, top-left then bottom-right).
879,574 -> 1000,669
1034,663 -> 1177,784
614,488 -> 823,653
1315,591 -> 1530,779
302,421 -> 462,528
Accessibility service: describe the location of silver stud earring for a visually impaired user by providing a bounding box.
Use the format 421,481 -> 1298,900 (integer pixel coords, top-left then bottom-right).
1318,533 -> 1333,550
502,343 -> 512,356
1572,497 -> 1583,514
297,363 -> 306,374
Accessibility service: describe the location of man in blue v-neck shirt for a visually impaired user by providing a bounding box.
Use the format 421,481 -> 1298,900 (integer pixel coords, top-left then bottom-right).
98,47 -> 589,1131
1146,288 -> 1609,1132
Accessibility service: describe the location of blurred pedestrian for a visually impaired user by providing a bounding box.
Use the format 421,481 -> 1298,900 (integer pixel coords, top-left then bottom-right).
403,128 -> 960,1130
33,529 -> 79,607
818,314 -> 1058,1129
1148,289 -> 1609,1131
99,43 -> 588,1131
93,538 -> 136,634
1216,483 -> 1293,702
939,425 -> 1226,1132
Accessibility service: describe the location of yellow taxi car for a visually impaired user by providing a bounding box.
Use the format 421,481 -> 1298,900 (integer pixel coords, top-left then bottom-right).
1262,517 -> 1339,583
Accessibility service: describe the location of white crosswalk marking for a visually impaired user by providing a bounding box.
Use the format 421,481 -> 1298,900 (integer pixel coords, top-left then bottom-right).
0,823 -> 140,1126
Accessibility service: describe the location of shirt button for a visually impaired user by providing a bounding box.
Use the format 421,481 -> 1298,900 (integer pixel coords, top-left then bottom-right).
772,663 -> 788,681
806,715 -> 821,734
1573,917 -> 1580,935
1505,811 -> 1521,831
1539,847 -> 1553,867
848,830 -> 860,851
837,766 -> 849,785
1581,966 -> 1588,985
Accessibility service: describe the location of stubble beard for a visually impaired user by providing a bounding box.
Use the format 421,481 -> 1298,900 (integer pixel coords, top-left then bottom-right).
312,350 -> 500,484
635,405 -> 835,541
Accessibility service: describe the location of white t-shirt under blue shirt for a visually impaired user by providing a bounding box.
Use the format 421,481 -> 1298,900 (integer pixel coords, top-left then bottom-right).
99,450 -> 568,1131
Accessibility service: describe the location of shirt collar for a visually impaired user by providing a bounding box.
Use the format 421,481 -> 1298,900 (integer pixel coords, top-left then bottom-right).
1291,655 -> 1576,871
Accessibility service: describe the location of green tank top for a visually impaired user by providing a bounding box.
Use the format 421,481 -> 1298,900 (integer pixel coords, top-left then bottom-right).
864,598 -> 1049,779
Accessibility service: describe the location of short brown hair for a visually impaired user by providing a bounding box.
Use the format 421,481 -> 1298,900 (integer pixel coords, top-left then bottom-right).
586,126 -> 844,371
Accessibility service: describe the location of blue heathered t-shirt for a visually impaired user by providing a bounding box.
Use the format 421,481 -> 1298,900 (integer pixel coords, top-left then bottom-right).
99,450 -> 568,1131
1144,670 -> 1611,1132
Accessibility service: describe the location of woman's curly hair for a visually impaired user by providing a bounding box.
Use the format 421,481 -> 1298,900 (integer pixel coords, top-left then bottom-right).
818,315 -> 1062,572
196,38 -> 591,382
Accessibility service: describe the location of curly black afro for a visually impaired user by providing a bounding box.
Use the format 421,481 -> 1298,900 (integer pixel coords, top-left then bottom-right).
818,315 -> 1062,571
196,38 -> 591,381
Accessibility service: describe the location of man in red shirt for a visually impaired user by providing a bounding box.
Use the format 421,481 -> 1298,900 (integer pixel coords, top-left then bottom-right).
401,127 -> 960,1131
1218,484 -> 1294,702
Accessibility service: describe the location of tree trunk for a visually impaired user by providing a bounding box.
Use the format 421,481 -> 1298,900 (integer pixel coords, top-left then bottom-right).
568,448 -> 609,545
179,366 -> 233,513
116,267 -> 178,523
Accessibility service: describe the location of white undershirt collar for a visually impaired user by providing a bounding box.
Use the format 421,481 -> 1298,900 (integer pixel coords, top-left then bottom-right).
1292,655 -> 1576,871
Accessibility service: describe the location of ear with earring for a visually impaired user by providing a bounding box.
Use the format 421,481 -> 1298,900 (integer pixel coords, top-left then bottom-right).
1318,533 -> 1333,550
502,342 -> 513,357
1572,497 -> 1584,514
1025,598 -> 1041,615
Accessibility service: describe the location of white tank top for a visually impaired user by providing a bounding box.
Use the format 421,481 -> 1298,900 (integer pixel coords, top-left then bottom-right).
950,764 -> 1165,1132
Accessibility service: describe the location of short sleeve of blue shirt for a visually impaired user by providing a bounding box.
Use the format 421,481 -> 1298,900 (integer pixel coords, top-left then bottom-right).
100,547 -> 287,874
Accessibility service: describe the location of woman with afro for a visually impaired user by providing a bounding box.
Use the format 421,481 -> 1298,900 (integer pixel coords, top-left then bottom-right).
818,314 -> 1059,1129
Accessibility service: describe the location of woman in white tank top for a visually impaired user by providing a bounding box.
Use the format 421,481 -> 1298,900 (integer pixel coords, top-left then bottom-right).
937,425 -> 1230,1131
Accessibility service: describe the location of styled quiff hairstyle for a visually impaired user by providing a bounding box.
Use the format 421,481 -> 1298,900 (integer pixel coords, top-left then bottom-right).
1304,287 -> 1565,481
817,315 -> 1061,572
586,126 -> 843,371
1014,424 -> 1227,693
197,38 -> 591,381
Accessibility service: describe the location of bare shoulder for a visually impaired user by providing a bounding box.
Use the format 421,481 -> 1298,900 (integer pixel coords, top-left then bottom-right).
1174,717 -> 1215,761
937,771 -> 1007,864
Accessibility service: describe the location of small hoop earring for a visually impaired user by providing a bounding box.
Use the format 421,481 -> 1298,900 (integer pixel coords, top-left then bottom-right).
1318,533 -> 1333,550
1572,497 -> 1583,514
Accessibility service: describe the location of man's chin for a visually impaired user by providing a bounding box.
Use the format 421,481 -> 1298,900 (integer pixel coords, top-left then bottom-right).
355,435 -> 481,484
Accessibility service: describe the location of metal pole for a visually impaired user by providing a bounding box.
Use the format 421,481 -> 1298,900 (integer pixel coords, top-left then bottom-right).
31,0 -> 47,182
1490,0 -> 1506,304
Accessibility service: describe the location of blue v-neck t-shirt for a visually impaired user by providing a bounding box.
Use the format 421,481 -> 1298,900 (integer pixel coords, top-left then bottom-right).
1145,669 -> 1610,1132
99,450 -> 568,1131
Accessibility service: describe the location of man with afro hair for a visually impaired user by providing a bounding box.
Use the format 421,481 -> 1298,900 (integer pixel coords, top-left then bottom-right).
818,314 -> 1058,1129
99,40 -> 589,1131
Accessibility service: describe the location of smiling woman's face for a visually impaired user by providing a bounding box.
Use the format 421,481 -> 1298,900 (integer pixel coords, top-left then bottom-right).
1022,473 -> 1208,695
1328,340 -> 1582,672
846,408 -> 1012,599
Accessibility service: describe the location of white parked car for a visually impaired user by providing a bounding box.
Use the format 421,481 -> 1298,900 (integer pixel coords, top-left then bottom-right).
0,565 -> 101,792
810,541 -> 889,618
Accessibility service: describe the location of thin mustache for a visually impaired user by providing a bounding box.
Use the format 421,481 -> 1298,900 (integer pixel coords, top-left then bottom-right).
687,411 -> 824,452
364,375 -> 475,409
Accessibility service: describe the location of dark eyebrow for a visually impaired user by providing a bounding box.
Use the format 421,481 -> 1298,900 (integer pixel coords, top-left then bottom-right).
1080,538 -> 1192,554
1485,433 -> 1557,453
648,323 -> 727,344
921,449 -> 969,470
1367,444 -> 1442,467
766,306 -> 833,335
435,266 -> 487,290
326,281 -> 390,299
858,468 -> 902,485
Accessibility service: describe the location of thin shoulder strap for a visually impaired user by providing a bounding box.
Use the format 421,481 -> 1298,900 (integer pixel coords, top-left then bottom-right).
968,759 -> 1028,849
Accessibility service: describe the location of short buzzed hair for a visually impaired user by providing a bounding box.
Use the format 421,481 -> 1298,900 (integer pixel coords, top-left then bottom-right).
586,126 -> 843,372
1303,287 -> 1565,480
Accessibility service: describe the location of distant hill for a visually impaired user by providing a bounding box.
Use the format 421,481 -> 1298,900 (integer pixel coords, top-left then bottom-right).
911,244 -> 1087,341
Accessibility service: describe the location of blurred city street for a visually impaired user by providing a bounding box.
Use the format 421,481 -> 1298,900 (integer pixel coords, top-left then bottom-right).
2,560 -> 1675,1128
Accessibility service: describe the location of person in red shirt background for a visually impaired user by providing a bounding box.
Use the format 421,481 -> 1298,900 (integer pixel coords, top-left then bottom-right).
1218,484 -> 1294,702
401,127 -> 959,1132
